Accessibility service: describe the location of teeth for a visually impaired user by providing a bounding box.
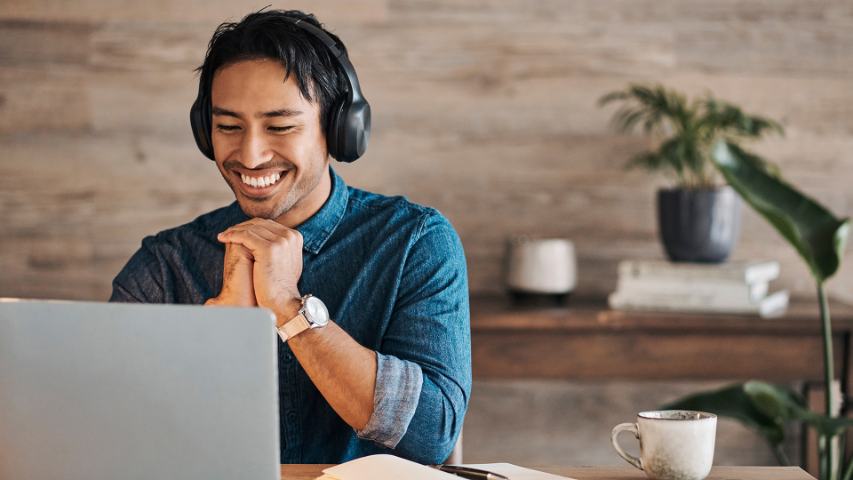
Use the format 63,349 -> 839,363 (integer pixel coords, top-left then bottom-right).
241,172 -> 283,188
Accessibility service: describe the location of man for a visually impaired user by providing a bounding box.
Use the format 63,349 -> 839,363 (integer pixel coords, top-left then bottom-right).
109,9 -> 470,464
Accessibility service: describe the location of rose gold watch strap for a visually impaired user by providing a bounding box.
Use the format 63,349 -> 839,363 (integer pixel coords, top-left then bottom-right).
277,313 -> 310,342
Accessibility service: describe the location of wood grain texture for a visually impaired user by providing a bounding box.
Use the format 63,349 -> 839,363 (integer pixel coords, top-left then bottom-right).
1,0 -> 852,306
474,330 -> 839,380
470,297 -> 852,381
1,2 -> 840,469
0,0 -> 388,23
471,296 -> 853,332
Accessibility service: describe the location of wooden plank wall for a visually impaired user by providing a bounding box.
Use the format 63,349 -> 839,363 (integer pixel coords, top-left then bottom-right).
2,1 -> 852,302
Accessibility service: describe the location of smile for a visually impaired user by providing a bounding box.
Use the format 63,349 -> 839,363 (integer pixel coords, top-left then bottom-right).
241,171 -> 286,188
234,169 -> 290,196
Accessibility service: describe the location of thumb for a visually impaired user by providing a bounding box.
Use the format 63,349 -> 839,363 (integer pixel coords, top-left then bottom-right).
225,242 -> 254,265
221,242 -> 257,306
223,243 -> 254,285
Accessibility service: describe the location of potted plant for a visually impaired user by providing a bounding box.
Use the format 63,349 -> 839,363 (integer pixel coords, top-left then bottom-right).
663,141 -> 850,480
598,84 -> 783,263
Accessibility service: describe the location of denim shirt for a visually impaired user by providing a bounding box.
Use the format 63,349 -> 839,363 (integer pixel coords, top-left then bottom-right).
109,166 -> 471,464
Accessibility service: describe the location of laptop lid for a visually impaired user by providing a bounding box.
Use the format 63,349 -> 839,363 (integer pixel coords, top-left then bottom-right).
0,299 -> 280,480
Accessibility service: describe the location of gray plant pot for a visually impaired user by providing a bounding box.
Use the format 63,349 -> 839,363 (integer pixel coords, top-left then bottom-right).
657,186 -> 741,263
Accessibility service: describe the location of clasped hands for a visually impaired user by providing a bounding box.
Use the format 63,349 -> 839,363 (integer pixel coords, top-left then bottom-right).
205,218 -> 304,325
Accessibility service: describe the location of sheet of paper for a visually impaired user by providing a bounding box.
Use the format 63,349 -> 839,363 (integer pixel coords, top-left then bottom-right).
319,454 -> 578,480
321,454 -> 458,480
461,463 -> 576,480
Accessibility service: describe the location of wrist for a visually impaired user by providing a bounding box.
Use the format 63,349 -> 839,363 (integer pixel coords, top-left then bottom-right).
206,289 -> 255,307
272,293 -> 303,329
274,294 -> 331,343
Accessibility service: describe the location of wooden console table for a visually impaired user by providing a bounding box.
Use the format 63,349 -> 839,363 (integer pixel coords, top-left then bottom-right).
471,295 -> 853,382
280,465 -> 815,480
469,295 -> 853,474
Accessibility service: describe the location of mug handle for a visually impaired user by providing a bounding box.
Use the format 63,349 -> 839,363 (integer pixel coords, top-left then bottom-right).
611,422 -> 643,471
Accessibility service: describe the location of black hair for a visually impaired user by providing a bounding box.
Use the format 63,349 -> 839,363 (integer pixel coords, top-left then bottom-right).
195,9 -> 349,130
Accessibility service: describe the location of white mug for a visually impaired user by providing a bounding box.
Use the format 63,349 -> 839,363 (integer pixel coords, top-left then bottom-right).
611,410 -> 717,480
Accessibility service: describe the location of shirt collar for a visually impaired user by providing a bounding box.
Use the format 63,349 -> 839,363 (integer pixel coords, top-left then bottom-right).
296,165 -> 349,255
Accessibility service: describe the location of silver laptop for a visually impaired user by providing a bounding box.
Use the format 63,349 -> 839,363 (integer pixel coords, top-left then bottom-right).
0,299 -> 280,480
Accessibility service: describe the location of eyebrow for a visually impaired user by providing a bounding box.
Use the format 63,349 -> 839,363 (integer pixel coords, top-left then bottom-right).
211,106 -> 304,119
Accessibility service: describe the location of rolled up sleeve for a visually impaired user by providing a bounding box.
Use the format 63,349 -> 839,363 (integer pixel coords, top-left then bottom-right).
355,352 -> 423,448
356,210 -> 471,464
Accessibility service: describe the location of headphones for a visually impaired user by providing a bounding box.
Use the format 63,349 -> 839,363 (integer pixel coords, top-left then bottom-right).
189,16 -> 371,163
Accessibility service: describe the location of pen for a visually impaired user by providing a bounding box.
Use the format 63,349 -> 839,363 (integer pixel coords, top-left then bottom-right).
436,465 -> 510,480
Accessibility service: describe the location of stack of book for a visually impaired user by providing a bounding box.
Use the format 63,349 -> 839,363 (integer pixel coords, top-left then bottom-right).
608,259 -> 789,318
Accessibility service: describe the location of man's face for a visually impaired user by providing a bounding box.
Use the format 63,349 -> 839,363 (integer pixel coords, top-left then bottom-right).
210,58 -> 329,220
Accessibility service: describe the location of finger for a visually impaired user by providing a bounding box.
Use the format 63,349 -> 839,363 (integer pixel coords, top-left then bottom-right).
226,218 -> 296,237
224,241 -> 254,262
228,217 -> 283,230
255,219 -> 294,236
248,220 -> 303,244
248,223 -> 294,243
223,252 -> 251,278
218,225 -> 267,243
221,222 -> 300,245
229,218 -> 268,229
230,225 -> 281,244
217,229 -> 273,253
218,222 -> 276,240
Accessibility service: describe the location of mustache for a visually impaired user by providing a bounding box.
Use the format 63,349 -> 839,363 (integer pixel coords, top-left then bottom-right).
222,159 -> 293,171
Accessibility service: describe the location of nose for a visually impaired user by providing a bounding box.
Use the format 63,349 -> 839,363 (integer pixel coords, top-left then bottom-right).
239,128 -> 273,168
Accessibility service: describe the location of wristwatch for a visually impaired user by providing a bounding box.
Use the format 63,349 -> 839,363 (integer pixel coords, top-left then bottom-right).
276,294 -> 330,342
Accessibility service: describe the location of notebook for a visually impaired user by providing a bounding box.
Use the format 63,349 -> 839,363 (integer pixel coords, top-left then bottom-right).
317,454 -> 575,480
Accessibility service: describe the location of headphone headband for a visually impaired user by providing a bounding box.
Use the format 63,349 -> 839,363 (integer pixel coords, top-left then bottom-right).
286,18 -> 366,106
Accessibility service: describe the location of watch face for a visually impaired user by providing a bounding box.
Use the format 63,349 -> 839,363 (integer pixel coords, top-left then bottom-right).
303,296 -> 330,327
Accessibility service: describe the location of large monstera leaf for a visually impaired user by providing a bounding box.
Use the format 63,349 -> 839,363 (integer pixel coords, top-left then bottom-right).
711,141 -> 849,283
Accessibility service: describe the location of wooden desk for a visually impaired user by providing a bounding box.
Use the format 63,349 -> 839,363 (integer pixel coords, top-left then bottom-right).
469,295 -> 853,474
280,465 -> 815,480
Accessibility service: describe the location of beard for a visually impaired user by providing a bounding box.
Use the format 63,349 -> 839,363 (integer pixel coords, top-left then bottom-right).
221,163 -> 326,222
236,182 -> 298,220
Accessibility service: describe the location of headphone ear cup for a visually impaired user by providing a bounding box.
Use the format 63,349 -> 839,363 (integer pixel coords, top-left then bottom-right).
325,100 -> 346,162
330,98 -> 370,163
190,95 -> 215,161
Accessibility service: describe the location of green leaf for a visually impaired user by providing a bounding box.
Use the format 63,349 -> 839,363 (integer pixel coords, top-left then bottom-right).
662,381 -> 853,465
743,381 -> 805,419
597,91 -> 629,107
700,98 -> 784,139
613,107 -> 648,134
801,412 -> 853,437
741,382 -> 853,438
712,141 -> 850,283
598,84 -> 783,189
625,151 -> 666,171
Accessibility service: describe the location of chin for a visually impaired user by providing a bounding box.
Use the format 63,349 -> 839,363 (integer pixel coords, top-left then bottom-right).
225,173 -> 303,221
237,198 -> 289,220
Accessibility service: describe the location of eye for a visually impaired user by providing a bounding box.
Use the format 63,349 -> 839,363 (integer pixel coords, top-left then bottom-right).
215,124 -> 241,132
268,126 -> 294,133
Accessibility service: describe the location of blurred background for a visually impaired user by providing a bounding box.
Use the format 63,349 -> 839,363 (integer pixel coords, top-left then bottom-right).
2,0 -> 852,468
